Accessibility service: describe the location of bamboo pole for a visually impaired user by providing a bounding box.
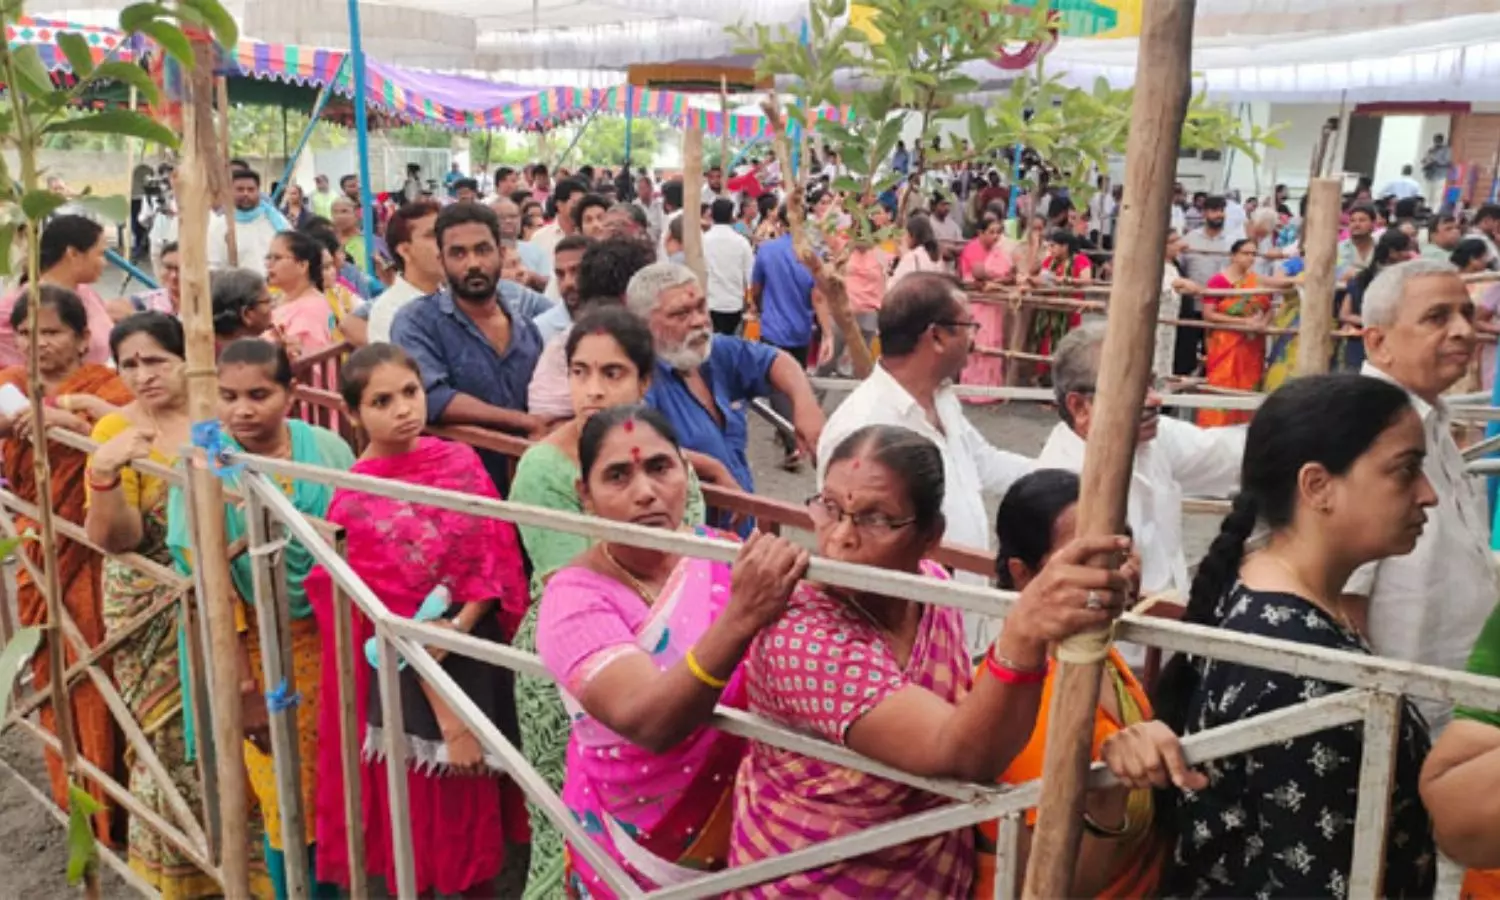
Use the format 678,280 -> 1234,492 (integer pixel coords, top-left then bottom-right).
681,124 -> 708,288
3,33 -> 102,892
1295,178 -> 1343,376
720,75 -> 731,171
331,533 -> 369,897
181,41 -> 251,898
1021,3 -> 1196,897
214,76 -> 238,266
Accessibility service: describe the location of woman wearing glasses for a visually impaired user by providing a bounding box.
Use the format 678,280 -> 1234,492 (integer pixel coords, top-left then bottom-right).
729,424 -> 1139,897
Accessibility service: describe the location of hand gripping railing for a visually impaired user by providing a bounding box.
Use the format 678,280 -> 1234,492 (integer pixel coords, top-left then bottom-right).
226,448 -> 1500,900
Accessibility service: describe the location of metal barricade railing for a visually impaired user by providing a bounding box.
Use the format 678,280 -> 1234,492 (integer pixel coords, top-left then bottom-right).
0,438 -> 222,898
224,449 -> 1500,900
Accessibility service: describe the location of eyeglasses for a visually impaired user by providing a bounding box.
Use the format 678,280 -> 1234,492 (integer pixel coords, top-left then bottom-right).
934,320 -> 982,333
806,495 -> 916,536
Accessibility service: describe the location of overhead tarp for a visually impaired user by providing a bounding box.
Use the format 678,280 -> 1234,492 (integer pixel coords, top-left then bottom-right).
234,0 -> 810,73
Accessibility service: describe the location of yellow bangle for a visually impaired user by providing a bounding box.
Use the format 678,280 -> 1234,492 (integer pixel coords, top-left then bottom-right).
684,648 -> 728,690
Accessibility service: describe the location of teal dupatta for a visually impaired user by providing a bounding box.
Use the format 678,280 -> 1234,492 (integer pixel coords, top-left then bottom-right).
165,419 -> 355,759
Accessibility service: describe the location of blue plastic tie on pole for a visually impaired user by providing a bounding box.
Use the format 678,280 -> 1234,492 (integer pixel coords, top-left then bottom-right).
265,678 -> 301,713
190,419 -> 244,479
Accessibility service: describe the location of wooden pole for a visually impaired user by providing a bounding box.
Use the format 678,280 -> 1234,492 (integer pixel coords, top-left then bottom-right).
681,124 -> 708,288
1021,3 -> 1195,897
720,76 -> 731,172
214,76 -> 238,266
182,42 -> 251,899
1295,177 -> 1343,376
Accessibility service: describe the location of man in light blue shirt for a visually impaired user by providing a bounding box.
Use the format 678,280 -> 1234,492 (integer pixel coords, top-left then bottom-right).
531,234 -> 592,344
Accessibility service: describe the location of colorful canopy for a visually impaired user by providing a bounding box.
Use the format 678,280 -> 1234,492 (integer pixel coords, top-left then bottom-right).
7,17 -> 837,134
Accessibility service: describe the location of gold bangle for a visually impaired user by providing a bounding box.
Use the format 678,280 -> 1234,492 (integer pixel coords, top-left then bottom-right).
684,648 -> 728,690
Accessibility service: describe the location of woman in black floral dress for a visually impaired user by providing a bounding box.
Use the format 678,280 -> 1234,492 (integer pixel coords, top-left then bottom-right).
1151,373 -> 1438,899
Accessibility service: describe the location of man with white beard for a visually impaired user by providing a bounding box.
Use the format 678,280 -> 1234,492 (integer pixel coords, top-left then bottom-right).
627,262 -> 824,503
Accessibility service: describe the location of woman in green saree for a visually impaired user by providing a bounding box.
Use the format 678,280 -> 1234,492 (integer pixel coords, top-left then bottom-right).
165,339 -> 354,899
509,305 -> 709,899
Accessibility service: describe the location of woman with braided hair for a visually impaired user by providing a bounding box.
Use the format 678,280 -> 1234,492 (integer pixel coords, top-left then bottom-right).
1147,373 -> 1438,898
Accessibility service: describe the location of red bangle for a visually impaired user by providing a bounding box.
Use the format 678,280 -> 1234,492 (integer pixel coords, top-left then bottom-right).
984,647 -> 1049,686
87,470 -> 121,493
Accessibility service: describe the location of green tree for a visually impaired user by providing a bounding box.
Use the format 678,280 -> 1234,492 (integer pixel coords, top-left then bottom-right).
560,116 -> 664,168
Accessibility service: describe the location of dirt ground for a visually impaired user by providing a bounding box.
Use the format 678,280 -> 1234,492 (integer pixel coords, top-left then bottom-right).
0,391 -> 1224,898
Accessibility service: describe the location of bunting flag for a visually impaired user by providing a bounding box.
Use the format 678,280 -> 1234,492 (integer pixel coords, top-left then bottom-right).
4,16 -> 128,69
8,18 -> 849,136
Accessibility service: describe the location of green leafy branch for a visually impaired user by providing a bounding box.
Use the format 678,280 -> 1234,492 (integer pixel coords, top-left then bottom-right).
0,0 -> 238,273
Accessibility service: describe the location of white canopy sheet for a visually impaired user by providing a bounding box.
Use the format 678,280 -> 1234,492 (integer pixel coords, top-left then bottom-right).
961,11 -> 1500,103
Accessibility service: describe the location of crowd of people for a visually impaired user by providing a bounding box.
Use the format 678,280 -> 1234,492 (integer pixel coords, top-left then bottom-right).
0,142 -> 1499,900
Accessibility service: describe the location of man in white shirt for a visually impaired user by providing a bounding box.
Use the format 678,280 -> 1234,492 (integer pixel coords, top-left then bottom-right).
657,179 -> 685,261
531,234 -> 592,345
818,272 -> 1035,655
702,198 -> 754,336
207,169 -> 287,276
700,166 -> 727,207
1223,190 -> 1248,242
1039,322 -> 1243,665
1345,258 -> 1494,731
529,177 -> 587,266
1378,165 -> 1425,201
635,176 -> 665,245
929,194 -> 964,246
367,199 -> 444,343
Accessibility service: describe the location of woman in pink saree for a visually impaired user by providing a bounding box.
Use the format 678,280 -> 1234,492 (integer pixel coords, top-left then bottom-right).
730,426 -> 1140,897
537,405 -> 808,899
956,213 -> 1014,394
305,343 -> 531,896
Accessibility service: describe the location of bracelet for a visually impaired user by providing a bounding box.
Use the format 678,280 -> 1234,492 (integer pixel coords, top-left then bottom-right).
984,645 -> 1049,686
1082,811 -> 1130,839
87,470 -> 121,493
684,648 -> 729,690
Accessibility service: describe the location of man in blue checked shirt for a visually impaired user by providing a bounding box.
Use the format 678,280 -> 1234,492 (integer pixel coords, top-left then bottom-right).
627,261 -> 824,505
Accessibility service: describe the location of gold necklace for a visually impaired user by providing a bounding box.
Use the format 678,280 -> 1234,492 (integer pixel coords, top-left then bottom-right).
1259,552 -> 1356,632
601,544 -> 660,605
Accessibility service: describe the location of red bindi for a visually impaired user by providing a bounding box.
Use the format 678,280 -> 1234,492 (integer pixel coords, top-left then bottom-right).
622,419 -> 635,433
630,446 -> 642,461
851,459 -> 861,469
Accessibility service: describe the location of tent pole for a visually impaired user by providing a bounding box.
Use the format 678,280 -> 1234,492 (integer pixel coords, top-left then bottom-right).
1021,2 -> 1195,896
556,95 -> 607,170
623,85 -> 637,176
273,56 -> 347,205
790,20 -> 809,179
347,0 -> 377,278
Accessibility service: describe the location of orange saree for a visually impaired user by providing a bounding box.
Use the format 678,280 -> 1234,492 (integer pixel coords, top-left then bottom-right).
975,649 -> 1166,899
1199,271 -> 1271,427
1,364 -> 133,839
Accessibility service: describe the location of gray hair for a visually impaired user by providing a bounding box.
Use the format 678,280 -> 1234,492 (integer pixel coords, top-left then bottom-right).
625,262 -> 699,318
1363,258 -> 1460,328
1250,207 -> 1279,232
1051,321 -> 1107,426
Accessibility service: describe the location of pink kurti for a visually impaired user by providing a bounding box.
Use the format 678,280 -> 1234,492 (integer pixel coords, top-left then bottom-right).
957,238 -> 1011,393
538,539 -> 744,899
305,437 -> 530,895
272,289 -> 334,357
730,562 -> 974,898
